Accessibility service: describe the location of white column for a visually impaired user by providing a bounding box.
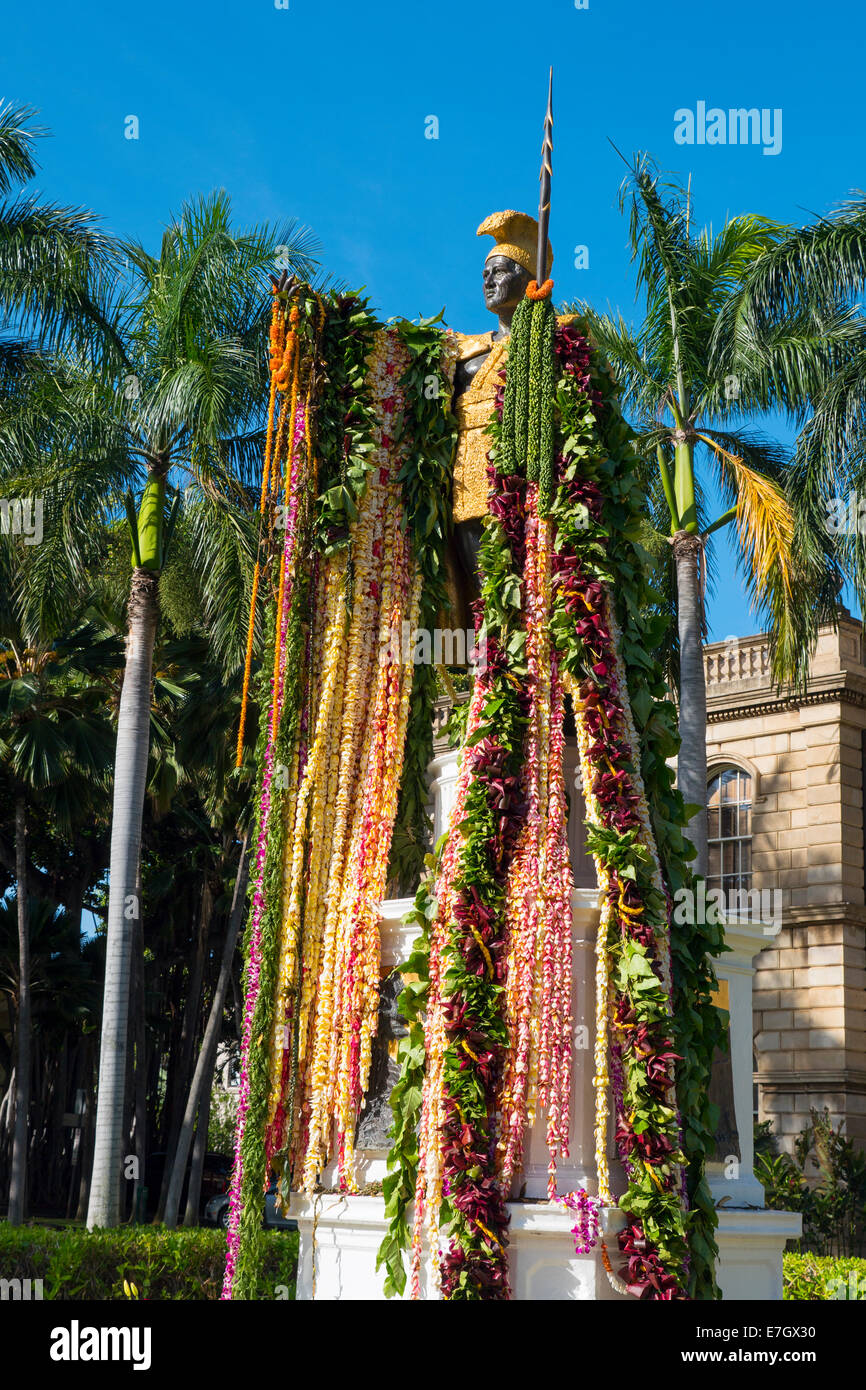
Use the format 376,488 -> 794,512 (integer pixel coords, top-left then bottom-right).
707,919 -> 771,1207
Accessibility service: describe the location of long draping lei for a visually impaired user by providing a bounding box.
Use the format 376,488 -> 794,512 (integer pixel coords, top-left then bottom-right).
223,294 -> 454,1300
379,295 -> 721,1301
225,285 -> 721,1304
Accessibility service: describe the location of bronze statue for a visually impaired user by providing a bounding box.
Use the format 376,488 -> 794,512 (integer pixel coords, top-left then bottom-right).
356,970 -> 409,1151
450,211 -> 554,597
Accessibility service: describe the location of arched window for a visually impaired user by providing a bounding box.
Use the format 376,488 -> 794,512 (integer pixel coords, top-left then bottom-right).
707,768 -> 752,900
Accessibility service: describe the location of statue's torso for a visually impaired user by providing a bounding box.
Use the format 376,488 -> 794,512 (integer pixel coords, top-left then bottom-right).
451,331 -> 509,525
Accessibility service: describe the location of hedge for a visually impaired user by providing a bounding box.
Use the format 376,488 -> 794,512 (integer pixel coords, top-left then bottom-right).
0,1224 -> 297,1300
784,1253 -> 866,1300
3,1227 -> 858,1301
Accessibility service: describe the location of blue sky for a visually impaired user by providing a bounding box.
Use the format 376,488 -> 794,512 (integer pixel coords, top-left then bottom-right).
2,0 -> 862,639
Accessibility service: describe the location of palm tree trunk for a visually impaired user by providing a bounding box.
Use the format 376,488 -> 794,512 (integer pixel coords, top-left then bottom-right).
131,896 -> 147,1223
157,881 -> 212,1221
75,1068 -> 95,1222
8,798 -> 30,1225
87,568 -> 159,1229
183,1083 -> 212,1227
164,832 -> 250,1229
673,531 -> 708,878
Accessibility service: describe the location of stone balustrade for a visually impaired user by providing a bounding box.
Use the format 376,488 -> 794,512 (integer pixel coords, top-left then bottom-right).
705,636 -> 772,689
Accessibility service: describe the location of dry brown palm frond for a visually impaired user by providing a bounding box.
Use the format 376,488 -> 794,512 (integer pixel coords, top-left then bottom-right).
697,432 -> 795,604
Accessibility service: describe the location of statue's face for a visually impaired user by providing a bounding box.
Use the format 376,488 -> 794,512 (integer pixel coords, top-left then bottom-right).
482,254 -> 531,314
380,971 -> 409,1039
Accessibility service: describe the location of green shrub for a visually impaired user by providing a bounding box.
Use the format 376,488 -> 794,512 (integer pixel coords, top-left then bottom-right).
784,1253 -> 866,1300
756,1110 -> 866,1258
0,1224 -> 297,1300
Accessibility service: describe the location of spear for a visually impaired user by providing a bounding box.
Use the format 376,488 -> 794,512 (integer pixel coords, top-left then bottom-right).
536,67 -> 553,286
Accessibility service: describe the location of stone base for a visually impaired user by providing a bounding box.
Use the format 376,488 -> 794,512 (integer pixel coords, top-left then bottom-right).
290,1193 -> 800,1301
290,1193 -> 628,1301
715,1208 -> 802,1300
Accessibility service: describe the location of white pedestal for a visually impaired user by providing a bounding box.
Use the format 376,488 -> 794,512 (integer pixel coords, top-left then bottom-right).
707,920 -> 770,1207
290,753 -> 799,1299
715,1209 -> 802,1301
706,919 -> 802,1298
291,1192 -> 629,1301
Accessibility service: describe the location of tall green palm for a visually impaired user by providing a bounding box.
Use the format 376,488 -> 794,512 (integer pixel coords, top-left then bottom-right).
575,155 -> 850,873
55,192 -> 315,1229
0,567 -> 118,1223
709,196 -> 866,604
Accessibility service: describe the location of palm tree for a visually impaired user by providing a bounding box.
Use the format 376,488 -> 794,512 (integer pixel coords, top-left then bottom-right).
0,106 -> 317,1226
64,194 -> 316,1228
8,796 -> 28,1225
0,894 -> 100,1215
0,584 -> 118,1223
710,196 -> 866,604
2,196 -> 317,1227
575,155 -> 850,872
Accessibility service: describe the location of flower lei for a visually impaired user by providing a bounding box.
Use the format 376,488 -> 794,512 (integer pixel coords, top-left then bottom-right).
562,1188 -> 601,1255
224,295 -> 456,1299
224,294 -> 318,1297
226,286 -> 722,1305
550,322 -> 721,1299
381,300 -> 721,1302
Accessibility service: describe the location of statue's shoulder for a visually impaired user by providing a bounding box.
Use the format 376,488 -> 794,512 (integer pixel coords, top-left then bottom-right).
451,330 -> 495,362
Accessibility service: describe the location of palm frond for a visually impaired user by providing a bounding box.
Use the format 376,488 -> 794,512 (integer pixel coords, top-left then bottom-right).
700,428 -> 840,685
0,99 -> 43,193
731,194 -> 866,322
568,303 -> 667,420
0,195 -> 125,362
698,431 -> 795,596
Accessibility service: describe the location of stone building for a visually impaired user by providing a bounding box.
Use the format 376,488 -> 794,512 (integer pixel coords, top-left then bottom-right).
704,612 -> 866,1152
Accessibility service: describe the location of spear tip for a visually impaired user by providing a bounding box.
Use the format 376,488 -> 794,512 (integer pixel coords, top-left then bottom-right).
536,68 -> 554,285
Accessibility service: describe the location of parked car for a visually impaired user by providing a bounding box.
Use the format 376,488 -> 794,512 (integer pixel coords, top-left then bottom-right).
143,1151 -> 234,1221
204,1178 -> 296,1231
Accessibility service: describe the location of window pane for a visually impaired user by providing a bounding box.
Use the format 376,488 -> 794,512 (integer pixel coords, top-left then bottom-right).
722,770 -> 738,800
707,768 -> 752,905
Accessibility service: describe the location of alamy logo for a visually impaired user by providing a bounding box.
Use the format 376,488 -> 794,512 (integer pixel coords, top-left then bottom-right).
674,103 -> 782,156
49,1320 -> 152,1372
0,496 -> 43,545
826,1270 -> 866,1300
0,1276 -> 43,1299
672,882 -> 782,935
824,494 -> 866,536
380,622 -> 487,671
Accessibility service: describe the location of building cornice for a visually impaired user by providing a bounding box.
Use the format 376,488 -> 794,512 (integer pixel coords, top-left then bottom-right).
757,1070 -> 866,1094
775,903 -> 866,931
707,677 -> 866,724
